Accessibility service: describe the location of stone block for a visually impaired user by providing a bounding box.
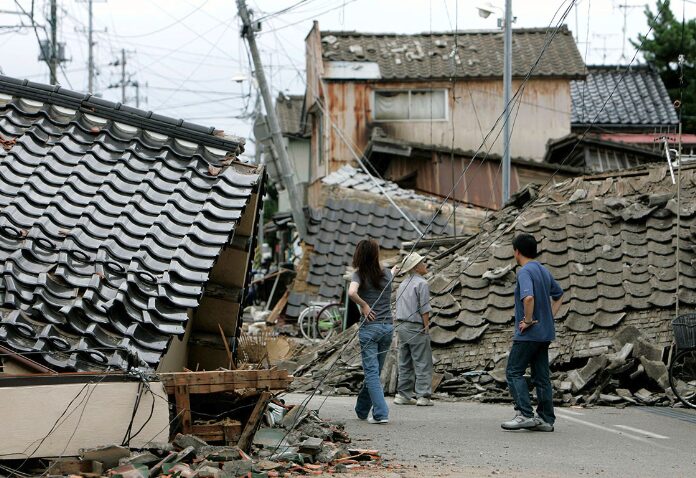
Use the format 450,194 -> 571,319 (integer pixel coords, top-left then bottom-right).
80,444 -> 130,469
174,434 -> 209,452
613,325 -> 643,348
633,337 -> 663,362
639,356 -> 669,389
568,356 -> 608,393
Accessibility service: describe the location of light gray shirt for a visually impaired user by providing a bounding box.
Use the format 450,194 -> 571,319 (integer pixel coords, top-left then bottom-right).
395,274 -> 432,323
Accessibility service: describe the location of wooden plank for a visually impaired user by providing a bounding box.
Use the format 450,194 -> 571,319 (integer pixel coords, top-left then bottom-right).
218,323 -> 234,370
174,384 -> 192,434
164,379 -> 291,395
237,391 -> 271,452
266,289 -> 289,325
192,424 -> 224,442
159,369 -> 289,387
224,421 -> 243,445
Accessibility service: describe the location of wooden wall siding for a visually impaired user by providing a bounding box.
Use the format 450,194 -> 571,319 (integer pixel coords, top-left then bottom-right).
386,153 -> 571,210
323,78 -> 571,171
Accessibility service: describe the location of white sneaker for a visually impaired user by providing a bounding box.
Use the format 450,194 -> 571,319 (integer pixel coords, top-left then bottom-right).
416,397 -> 434,406
501,414 -> 536,430
394,394 -> 417,405
367,417 -> 389,424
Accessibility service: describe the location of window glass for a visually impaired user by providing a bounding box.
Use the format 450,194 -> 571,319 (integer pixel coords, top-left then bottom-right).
410,90 -> 446,120
374,91 -> 409,120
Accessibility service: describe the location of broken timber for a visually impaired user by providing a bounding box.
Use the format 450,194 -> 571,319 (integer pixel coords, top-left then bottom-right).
158,370 -> 292,434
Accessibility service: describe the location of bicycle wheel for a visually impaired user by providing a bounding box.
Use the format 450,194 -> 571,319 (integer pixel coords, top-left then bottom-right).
316,303 -> 343,341
297,305 -> 323,341
669,349 -> 696,409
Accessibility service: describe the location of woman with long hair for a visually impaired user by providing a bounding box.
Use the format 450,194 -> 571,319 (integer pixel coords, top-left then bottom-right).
347,239 -> 394,424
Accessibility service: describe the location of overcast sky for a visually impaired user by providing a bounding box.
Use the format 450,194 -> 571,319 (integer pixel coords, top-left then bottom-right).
1,0 -> 695,159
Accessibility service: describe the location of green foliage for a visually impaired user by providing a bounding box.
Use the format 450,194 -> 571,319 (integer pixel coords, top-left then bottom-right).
632,0 -> 696,132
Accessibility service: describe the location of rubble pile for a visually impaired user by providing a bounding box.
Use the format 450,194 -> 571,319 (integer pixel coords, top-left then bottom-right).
289,325 -> 400,396
290,323 -> 680,408
27,402 -> 382,478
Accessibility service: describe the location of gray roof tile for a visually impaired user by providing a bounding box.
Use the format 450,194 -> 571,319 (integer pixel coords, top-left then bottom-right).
0,77 -> 259,372
321,27 -> 585,80
417,162 -> 696,370
571,66 -> 678,126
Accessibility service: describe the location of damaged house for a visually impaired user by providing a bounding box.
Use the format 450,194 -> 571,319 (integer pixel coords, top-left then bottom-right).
0,76 -> 292,458
293,161 -> 696,406
303,23 -> 587,210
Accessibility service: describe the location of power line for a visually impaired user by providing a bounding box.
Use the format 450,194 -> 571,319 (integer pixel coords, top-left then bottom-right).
257,0 -> 361,36
112,0 -> 210,39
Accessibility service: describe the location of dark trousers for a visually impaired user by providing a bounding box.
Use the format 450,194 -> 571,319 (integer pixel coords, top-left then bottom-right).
505,341 -> 555,425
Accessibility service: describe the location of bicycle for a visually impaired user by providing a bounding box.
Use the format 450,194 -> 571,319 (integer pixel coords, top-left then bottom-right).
668,313 -> 696,409
297,301 -> 346,342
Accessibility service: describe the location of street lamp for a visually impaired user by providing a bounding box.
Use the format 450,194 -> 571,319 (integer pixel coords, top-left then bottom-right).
477,0 -> 513,206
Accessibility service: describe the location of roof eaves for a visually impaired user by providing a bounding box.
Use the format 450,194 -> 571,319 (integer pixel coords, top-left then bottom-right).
0,76 -> 244,154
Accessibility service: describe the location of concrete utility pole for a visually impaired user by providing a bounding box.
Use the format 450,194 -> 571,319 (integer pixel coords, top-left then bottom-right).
121,48 -> 126,103
50,0 -> 58,84
87,0 -> 94,92
236,0 -> 307,239
502,0 -> 512,204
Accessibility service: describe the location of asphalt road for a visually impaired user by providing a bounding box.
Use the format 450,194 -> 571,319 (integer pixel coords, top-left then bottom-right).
282,393 -> 696,477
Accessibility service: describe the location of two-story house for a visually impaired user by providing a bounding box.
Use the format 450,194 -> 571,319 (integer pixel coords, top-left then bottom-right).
303,22 -> 586,209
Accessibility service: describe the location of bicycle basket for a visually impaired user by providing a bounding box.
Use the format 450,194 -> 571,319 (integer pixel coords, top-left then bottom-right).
672,314 -> 696,349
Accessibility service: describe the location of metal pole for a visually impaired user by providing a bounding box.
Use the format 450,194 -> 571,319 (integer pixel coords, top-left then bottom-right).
502,0 -> 512,205
50,0 -> 57,84
236,0 -> 307,239
88,0 -> 94,92
134,82 -> 140,107
121,48 -> 126,103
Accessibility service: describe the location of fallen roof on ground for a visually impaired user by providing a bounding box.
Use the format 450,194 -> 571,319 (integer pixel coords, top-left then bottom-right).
424,162 -> 696,371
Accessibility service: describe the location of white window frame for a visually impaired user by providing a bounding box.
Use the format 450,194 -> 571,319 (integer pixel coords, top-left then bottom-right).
372,88 -> 449,122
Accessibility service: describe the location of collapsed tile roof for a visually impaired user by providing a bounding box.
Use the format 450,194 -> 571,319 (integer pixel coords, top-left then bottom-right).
320,26 -> 585,80
322,165 -> 439,203
275,94 -> 305,136
571,66 -> 679,128
0,76 -> 261,372
422,163 -> 696,371
286,174 -> 454,318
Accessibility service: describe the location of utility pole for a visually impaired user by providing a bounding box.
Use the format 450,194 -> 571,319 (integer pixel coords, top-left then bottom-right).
617,1 -> 641,64
134,81 -> 140,107
121,48 -> 126,103
87,0 -> 94,92
50,0 -> 58,84
502,0 -> 512,204
236,0 -> 307,239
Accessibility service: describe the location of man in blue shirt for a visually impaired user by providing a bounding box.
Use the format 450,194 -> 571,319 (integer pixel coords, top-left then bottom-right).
501,233 -> 564,432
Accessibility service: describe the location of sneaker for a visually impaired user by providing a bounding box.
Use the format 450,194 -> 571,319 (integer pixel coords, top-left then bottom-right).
532,417 -> 554,432
394,394 -> 417,405
501,414 -> 537,430
416,397 -> 434,407
367,417 -> 389,424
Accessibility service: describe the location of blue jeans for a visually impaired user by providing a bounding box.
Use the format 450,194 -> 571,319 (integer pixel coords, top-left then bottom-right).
355,322 -> 393,420
505,341 -> 555,425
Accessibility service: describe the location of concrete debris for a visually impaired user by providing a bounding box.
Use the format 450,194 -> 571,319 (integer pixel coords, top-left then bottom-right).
291,323 -> 678,408
31,400 -> 382,478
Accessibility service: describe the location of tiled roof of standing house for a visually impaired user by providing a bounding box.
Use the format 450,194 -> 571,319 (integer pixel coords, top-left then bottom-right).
420,163 -> 696,372
0,76 -> 261,372
571,66 -> 679,127
320,27 -> 586,80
